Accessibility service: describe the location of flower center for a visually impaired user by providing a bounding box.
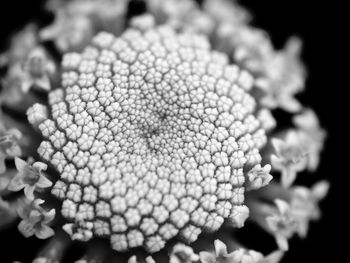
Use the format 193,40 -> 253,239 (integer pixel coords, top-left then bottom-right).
36,25 -> 267,253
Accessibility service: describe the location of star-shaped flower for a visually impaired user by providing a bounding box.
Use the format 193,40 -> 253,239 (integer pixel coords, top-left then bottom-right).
20,47 -> 56,93
293,109 -> 327,171
265,199 -> 298,251
271,131 -> 308,188
17,199 -> 55,239
290,181 -> 329,237
8,157 -> 52,200
256,37 -> 306,112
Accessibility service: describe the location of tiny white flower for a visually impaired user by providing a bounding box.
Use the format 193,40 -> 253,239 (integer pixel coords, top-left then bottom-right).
8,157 -> 51,200
271,131 -> 309,188
290,181 -> 329,237
266,199 -> 298,251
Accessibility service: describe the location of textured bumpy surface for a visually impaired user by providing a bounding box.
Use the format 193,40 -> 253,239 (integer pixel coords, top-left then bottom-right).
35,25 -> 267,252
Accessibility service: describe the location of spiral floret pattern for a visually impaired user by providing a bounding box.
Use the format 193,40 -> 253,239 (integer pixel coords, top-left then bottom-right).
29,24 -> 268,252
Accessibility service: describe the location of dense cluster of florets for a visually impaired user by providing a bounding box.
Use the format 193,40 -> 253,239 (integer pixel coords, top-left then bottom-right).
28,22 -> 269,252
0,1 -> 328,262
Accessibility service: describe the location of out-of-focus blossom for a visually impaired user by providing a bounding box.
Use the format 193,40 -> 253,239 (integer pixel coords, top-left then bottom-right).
40,11 -> 94,52
148,0 -> 214,34
265,199 -> 298,251
0,124 -> 22,174
0,169 -> 18,228
17,199 -> 55,239
0,168 -> 15,193
31,231 -> 72,263
1,47 -> 56,110
19,47 -> 56,92
271,131 -> 309,188
229,27 -> 274,74
201,5 -> 306,113
293,109 -> 327,171
257,109 -> 276,132
202,0 -> 251,27
0,24 -> 38,67
211,21 -> 274,75
290,181 -> 329,237
256,37 -> 306,112
41,0 -> 128,51
7,157 -> 51,200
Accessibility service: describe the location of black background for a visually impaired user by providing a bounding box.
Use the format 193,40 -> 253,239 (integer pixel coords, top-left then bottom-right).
0,0 -> 344,262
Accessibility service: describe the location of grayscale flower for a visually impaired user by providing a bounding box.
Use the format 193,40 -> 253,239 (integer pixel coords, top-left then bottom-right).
271,131 -> 309,188
7,157 -> 52,200
255,38 -> 306,113
290,181 -> 329,237
0,0 -> 328,262
265,199 -> 298,251
17,199 -> 55,239
246,164 -> 273,190
0,125 -> 22,174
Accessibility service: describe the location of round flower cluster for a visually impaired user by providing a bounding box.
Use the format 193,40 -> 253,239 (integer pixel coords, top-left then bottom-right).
30,23 -> 267,252
0,0 -> 328,262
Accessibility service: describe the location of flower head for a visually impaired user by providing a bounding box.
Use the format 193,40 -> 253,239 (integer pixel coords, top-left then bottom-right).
29,23 -> 269,253
7,157 -> 52,200
0,0 -> 328,262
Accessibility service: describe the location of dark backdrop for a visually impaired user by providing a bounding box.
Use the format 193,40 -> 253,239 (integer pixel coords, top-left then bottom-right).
0,0 -> 343,262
